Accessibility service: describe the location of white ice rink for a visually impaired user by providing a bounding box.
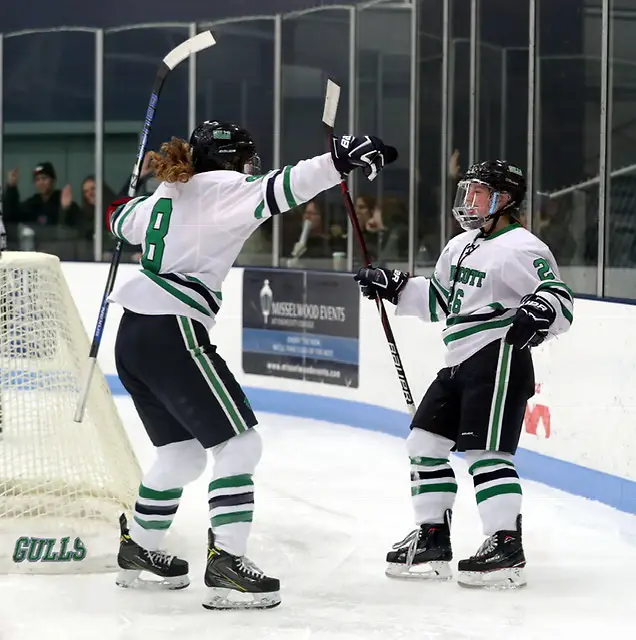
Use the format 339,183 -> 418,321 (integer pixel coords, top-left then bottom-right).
2,397 -> 636,639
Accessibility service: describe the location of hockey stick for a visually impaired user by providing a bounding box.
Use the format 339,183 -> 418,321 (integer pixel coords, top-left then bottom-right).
322,79 -> 416,416
73,30 -> 216,423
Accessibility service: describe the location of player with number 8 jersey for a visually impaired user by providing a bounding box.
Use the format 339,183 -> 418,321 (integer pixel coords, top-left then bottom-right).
106,120 -> 396,609
354,159 -> 574,589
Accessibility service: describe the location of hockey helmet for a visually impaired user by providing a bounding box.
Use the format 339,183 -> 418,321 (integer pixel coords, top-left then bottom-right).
189,120 -> 261,175
452,159 -> 526,231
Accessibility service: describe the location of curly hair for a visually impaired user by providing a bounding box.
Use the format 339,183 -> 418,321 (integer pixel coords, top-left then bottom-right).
149,137 -> 194,183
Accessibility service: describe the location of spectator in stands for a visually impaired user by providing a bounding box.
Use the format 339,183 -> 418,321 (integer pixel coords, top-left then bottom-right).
2,162 -> 81,228
355,194 -> 377,230
304,200 -> 330,255
352,194 -> 380,262
535,193 -> 577,264
370,197 -> 410,263
78,175 -> 132,260
79,175 -> 117,242
114,152 -> 157,263
289,199 -> 331,260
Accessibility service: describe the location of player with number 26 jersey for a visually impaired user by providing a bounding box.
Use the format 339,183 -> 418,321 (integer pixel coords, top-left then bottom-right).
355,159 -> 573,590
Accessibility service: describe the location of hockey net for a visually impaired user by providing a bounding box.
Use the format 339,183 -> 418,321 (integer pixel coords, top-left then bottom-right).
0,252 -> 141,574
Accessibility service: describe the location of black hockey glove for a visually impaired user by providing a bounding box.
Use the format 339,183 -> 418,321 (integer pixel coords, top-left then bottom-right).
354,266 -> 409,305
331,135 -> 398,181
505,293 -> 556,349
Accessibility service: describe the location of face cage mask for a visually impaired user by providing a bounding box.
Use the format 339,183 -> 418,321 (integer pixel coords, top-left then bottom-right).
452,179 -> 505,231
243,152 -> 262,176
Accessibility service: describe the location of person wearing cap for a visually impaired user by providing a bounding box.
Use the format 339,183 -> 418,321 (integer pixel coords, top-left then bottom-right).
2,162 -> 81,228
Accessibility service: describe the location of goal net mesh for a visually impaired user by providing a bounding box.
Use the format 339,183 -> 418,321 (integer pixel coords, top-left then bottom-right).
0,252 -> 141,573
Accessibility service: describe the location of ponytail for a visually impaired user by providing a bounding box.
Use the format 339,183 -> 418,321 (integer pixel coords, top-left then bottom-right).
149,137 -> 195,184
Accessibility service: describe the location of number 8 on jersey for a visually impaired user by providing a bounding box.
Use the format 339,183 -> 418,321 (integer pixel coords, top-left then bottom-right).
142,198 -> 173,273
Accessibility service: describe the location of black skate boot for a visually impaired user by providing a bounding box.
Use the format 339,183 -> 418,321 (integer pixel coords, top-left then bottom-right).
385,509 -> 453,580
115,513 -> 189,590
203,529 -> 281,610
457,514 -> 526,589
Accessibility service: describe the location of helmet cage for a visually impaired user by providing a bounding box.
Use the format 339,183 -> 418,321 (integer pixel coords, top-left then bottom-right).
453,179 -> 510,231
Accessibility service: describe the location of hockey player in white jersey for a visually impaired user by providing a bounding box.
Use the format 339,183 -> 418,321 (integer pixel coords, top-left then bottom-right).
354,160 -> 573,589
107,120 -> 397,609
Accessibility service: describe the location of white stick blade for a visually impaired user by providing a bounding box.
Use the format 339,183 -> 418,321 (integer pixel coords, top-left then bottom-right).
322,79 -> 341,128
163,30 -> 216,70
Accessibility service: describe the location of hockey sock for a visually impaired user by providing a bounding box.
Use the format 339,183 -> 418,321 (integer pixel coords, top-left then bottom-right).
208,474 -> 254,556
407,429 -> 457,525
130,484 -> 183,550
410,457 -> 458,524
209,428 -> 262,557
468,453 -> 522,535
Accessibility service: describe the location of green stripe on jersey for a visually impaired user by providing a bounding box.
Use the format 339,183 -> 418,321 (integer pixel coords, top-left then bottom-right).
141,270 -> 212,316
535,280 -> 574,301
430,274 -> 449,300
557,300 -> 573,324
428,285 -> 439,322
445,306 -> 508,327
535,282 -> 574,324
443,316 -> 514,345
183,275 -> 222,303
282,165 -> 297,208
114,196 -> 148,242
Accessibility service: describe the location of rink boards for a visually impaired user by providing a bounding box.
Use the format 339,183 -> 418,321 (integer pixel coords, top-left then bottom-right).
62,262 -> 636,515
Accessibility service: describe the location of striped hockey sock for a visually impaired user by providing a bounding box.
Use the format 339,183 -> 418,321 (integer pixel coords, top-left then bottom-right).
410,456 -> 458,524
208,473 -> 254,557
469,457 -> 522,535
130,484 -> 183,550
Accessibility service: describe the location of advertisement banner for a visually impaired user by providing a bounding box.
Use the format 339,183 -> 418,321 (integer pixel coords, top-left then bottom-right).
242,268 -> 359,387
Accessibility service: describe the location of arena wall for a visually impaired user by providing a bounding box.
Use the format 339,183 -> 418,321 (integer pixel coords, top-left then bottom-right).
63,262 -> 636,515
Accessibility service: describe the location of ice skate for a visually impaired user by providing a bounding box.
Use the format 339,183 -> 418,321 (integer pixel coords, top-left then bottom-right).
385,509 -> 453,580
457,514 -> 526,589
202,529 -> 281,610
115,514 -> 189,590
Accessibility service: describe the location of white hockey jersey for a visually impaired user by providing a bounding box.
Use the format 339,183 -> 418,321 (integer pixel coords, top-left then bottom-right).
396,222 -> 574,367
108,153 -> 341,329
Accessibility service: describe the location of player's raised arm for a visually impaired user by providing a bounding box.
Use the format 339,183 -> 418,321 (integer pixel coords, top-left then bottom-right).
239,134 -> 397,223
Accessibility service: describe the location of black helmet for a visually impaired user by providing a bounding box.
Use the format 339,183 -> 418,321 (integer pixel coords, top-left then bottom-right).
452,159 -> 526,232
189,120 -> 261,175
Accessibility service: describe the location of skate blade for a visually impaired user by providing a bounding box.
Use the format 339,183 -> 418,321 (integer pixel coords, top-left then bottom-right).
202,587 -> 281,610
385,561 -> 452,581
116,569 -> 190,591
457,567 -> 526,590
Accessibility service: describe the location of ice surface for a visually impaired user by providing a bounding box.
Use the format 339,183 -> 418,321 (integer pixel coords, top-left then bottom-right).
1,398 -> 635,639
